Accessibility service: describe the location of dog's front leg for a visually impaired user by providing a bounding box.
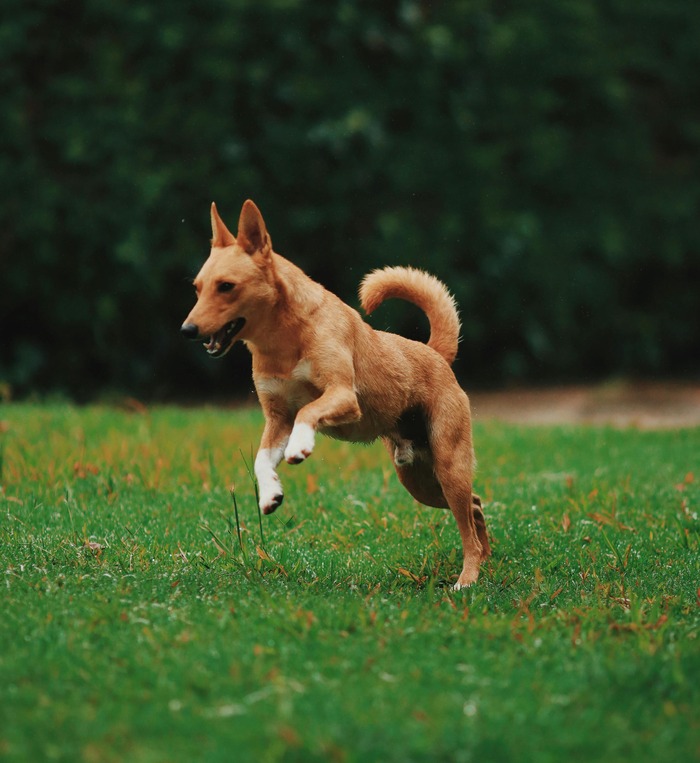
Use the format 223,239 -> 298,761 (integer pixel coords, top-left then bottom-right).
255,443 -> 287,515
285,384 -> 361,464
255,401 -> 294,515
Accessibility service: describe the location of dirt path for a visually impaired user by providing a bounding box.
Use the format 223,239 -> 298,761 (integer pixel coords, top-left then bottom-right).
470,381 -> 700,429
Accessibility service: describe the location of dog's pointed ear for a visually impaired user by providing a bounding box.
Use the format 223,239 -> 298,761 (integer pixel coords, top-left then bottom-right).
237,200 -> 270,256
210,202 -> 236,248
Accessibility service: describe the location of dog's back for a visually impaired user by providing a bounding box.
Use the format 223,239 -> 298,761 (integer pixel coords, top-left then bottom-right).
312,267 -> 465,444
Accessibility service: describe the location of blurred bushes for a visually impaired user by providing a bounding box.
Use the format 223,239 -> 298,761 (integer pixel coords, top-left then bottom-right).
1,0 -> 699,399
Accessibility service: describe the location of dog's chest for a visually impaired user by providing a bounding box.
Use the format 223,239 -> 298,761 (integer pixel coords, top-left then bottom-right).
254,360 -> 318,411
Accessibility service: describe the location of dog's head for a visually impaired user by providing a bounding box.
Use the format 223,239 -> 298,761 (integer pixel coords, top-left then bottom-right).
181,200 -> 278,357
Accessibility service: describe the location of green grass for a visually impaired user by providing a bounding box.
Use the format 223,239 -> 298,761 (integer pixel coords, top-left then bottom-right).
1,403 -> 698,763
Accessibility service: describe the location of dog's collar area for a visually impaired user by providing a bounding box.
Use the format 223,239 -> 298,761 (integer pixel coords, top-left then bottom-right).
204,318 -> 246,357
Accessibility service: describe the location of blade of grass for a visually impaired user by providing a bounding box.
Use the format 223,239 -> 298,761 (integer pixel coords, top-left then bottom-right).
229,485 -> 246,559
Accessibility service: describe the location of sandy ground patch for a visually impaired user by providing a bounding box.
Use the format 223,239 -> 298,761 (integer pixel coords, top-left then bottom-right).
470,380 -> 700,429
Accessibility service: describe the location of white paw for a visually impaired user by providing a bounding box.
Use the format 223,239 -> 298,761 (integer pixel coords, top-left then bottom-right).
260,490 -> 283,515
258,476 -> 284,515
284,423 -> 315,464
255,448 -> 285,514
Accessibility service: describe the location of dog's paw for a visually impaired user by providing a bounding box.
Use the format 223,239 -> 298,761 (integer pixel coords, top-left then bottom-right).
284,423 -> 315,464
257,473 -> 284,515
255,449 -> 285,513
453,567 -> 480,591
260,490 -> 284,515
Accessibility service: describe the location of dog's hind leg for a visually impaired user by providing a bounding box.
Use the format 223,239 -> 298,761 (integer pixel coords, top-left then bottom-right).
385,438 -> 490,563
471,494 -> 491,559
384,439 -> 444,506
426,401 -> 484,589
439,466 -> 482,588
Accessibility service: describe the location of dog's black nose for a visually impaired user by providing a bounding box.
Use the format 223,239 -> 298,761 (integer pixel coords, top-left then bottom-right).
180,322 -> 200,340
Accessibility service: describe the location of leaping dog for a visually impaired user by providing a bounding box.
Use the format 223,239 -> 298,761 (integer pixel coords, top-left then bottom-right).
182,200 -> 490,588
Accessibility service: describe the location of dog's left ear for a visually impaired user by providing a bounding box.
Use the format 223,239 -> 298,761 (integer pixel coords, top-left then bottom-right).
237,200 -> 271,256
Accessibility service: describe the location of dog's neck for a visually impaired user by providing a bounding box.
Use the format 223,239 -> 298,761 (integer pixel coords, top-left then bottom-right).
244,252 -> 325,369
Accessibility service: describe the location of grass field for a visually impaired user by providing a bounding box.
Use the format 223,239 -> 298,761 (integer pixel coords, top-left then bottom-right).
1,403 -> 698,763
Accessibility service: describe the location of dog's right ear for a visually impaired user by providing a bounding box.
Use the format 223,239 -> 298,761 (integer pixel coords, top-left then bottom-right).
210,202 -> 236,248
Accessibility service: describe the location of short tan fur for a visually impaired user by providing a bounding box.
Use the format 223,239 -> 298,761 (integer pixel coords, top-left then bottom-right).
182,200 -> 490,588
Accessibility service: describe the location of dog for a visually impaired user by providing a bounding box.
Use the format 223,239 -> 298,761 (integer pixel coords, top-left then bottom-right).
181,200 -> 490,588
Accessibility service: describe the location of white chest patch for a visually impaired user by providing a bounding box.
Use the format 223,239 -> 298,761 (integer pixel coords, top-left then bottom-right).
290,359 -> 313,382
255,359 -> 316,410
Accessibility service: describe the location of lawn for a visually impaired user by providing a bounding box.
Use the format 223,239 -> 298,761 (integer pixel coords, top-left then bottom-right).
1,403 -> 698,763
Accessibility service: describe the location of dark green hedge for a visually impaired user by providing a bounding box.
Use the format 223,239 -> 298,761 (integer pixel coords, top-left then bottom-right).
2,0 -> 699,399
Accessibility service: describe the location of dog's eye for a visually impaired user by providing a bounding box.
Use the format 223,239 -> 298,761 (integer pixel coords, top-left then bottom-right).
217,282 -> 235,294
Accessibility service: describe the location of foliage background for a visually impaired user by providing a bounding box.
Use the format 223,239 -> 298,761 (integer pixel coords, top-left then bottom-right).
2,0 -> 699,399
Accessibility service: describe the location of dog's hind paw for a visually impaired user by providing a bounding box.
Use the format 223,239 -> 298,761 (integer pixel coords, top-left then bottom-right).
284,423 -> 315,464
453,567 -> 480,591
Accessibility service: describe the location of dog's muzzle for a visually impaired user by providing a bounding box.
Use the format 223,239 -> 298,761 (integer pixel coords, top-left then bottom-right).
180,319 -> 246,358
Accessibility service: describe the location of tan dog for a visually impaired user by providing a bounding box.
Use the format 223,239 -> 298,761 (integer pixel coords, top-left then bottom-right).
182,200 -> 490,588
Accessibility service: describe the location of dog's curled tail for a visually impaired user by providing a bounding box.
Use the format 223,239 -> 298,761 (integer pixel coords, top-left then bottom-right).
359,266 -> 460,365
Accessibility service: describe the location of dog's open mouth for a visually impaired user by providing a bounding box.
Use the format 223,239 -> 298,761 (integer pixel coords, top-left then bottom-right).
204,318 -> 246,358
